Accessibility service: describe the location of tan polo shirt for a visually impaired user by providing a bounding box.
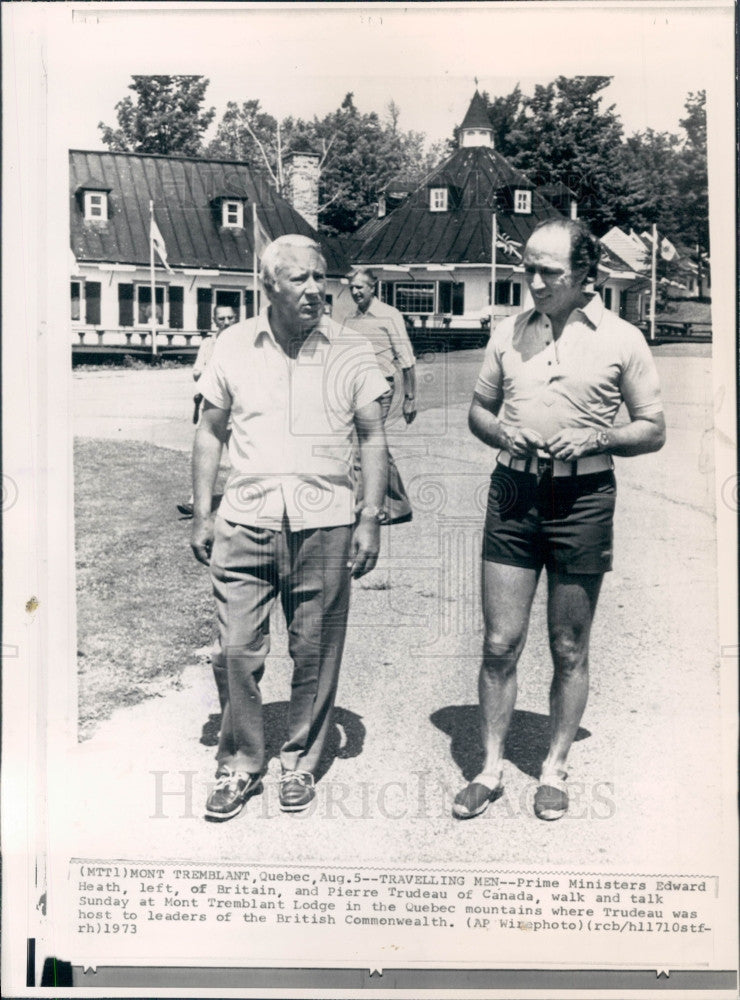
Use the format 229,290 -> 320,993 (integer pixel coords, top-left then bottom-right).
474,294 -> 663,440
341,297 -> 415,378
199,311 -> 388,530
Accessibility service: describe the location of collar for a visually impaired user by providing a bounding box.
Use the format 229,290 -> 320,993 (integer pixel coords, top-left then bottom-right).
530,292 -> 604,331
572,292 -> 604,329
352,296 -> 382,318
254,308 -> 332,347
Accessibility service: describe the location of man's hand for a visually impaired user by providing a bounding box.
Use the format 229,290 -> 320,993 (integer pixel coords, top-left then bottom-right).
191,512 -> 215,566
545,428 -> 598,462
501,423 -> 545,458
349,518 -> 380,578
402,396 -> 417,425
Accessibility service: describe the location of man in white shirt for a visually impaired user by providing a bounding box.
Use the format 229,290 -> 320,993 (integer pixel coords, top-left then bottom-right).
454,219 -> 666,823
191,235 -> 389,819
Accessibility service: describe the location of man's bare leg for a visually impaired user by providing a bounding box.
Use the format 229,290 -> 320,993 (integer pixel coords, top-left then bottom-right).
478,561 -> 540,778
453,561 -> 538,817
535,570 -> 603,820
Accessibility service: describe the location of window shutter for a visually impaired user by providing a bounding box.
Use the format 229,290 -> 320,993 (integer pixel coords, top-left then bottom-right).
197,288 -> 213,330
439,282 -> 452,314
85,281 -> 101,325
118,284 -> 134,327
452,282 -> 465,315
512,283 -> 521,307
169,286 -> 184,329
70,282 -> 81,321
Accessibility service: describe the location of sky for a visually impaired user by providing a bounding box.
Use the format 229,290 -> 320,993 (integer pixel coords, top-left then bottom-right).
31,2 -> 730,154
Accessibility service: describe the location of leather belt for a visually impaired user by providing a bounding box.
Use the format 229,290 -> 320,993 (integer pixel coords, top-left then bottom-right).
497,450 -> 613,478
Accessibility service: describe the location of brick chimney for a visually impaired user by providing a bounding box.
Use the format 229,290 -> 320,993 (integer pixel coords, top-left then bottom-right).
283,151 -> 320,230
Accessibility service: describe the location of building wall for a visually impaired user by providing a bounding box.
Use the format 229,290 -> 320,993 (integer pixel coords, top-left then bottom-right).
70,267 -> 345,344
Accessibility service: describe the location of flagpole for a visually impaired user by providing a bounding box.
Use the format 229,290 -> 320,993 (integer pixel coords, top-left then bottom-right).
490,212 -> 497,329
149,200 -> 158,359
252,202 -> 259,317
649,222 -> 657,342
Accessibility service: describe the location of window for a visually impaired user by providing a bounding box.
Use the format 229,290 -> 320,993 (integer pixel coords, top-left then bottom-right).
136,285 -> 165,325
222,200 -> 244,228
215,289 -> 241,317
84,191 -> 107,221
70,281 -> 81,321
513,189 -> 532,214
85,282 -> 101,325
394,283 -> 435,314
429,188 -> 448,213
378,281 -> 393,305
603,287 -> 613,310
439,281 -> 465,315
491,281 -> 522,307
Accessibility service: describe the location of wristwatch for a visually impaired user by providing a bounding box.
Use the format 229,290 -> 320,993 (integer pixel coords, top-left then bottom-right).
359,504 -> 384,524
593,429 -> 610,452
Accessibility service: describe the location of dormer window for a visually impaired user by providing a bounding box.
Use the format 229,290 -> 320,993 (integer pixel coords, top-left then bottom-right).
430,188 -> 448,213
514,189 -> 532,214
84,191 -> 108,221
222,199 -> 244,228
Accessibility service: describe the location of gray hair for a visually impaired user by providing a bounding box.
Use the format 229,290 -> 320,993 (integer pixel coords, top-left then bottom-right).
348,267 -> 377,287
261,234 -> 326,290
530,218 -> 601,281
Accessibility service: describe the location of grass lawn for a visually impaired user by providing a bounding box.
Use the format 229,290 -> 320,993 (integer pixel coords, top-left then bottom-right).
74,438 -> 224,739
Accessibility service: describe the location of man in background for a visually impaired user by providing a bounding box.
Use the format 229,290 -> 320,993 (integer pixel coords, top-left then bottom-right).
343,268 -> 416,523
177,304 -> 237,517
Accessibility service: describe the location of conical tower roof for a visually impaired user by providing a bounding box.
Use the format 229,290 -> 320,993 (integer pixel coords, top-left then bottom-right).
460,91 -> 492,131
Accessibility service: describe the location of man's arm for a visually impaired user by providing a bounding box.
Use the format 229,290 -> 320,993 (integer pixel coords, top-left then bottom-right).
468,393 -> 544,457
546,413 -> 666,461
351,399 -> 387,578
191,401 -> 229,565
401,365 -> 416,424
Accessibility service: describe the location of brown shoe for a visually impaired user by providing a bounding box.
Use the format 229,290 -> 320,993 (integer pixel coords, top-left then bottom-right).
278,770 -> 315,812
205,768 -> 261,821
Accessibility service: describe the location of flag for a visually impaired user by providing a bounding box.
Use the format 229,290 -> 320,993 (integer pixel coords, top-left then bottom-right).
495,232 -> 522,260
659,236 -> 677,262
150,214 -> 173,273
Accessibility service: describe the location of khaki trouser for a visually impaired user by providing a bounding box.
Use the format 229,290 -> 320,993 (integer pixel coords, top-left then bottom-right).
210,514 -> 352,775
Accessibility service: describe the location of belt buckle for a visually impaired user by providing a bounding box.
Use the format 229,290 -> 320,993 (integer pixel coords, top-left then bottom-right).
535,455 -> 553,480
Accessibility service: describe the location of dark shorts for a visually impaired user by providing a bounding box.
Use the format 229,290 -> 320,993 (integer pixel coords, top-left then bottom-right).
483,465 -> 616,575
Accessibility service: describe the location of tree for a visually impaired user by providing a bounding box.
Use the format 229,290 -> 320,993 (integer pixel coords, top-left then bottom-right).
506,76 -> 626,234
206,99 -> 279,172
613,129 -> 684,236
675,91 -> 709,291
206,92 -> 444,233
99,76 -> 215,156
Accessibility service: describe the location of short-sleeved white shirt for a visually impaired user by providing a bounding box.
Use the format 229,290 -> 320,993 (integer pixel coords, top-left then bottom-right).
199,310 -> 388,530
342,297 -> 415,377
474,294 -> 663,440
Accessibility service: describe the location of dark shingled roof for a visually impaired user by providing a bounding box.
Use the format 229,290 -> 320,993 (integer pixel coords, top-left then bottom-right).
352,145 -> 562,266
460,91 -> 493,132
69,149 -> 347,275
